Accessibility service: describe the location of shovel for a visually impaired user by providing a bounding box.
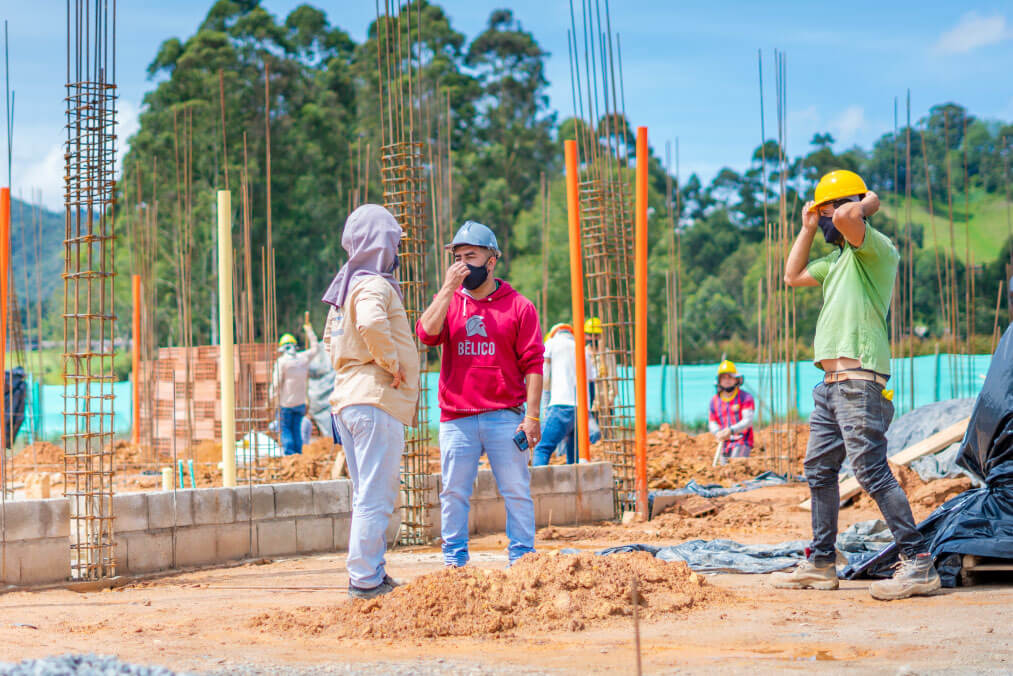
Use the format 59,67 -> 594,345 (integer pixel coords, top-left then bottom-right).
712,439 -> 726,467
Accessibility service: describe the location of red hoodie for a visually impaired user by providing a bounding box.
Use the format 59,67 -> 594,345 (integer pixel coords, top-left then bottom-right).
416,280 -> 543,421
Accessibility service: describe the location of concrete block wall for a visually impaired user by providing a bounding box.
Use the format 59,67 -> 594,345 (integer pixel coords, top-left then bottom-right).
0,462 -> 614,587
428,461 -> 615,537
113,480 -> 394,575
0,497 -> 70,586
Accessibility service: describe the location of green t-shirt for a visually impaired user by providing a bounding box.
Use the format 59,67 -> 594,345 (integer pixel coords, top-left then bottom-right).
806,225 -> 899,376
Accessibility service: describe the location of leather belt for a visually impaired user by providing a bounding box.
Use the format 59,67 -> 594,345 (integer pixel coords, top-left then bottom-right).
824,370 -> 887,387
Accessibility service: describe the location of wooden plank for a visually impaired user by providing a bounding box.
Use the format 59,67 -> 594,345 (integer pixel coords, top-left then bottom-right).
799,418 -> 970,510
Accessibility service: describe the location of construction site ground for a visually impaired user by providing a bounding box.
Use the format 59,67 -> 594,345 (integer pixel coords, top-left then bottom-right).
1,478 -> 1009,675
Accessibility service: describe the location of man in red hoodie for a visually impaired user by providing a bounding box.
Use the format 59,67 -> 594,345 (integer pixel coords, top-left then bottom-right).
417,221 -> 544,567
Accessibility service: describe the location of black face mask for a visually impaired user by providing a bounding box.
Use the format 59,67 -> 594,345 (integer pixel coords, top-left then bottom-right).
818,215 -> 843,245
462,261 -> 490,290
718,384 -> 738,394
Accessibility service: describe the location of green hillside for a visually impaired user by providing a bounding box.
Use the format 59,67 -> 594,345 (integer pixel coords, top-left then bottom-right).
880,190 -> 1013,264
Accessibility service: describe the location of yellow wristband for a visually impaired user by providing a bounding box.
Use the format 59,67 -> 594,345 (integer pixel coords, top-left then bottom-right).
525,415 -> 540,422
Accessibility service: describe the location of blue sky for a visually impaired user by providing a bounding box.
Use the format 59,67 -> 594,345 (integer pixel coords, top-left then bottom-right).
3,1 -> 1013,209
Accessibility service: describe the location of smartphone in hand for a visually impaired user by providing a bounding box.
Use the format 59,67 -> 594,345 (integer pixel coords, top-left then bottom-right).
513,429 -> 529,451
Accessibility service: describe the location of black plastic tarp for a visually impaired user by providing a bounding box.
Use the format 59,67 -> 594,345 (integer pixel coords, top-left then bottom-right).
844,325 -> 1013,586
3,367 -> 25,449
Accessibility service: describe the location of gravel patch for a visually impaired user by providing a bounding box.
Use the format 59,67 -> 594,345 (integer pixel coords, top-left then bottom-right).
0,655 -> 182,676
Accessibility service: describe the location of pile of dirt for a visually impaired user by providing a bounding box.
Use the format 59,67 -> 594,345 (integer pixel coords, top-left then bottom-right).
11,441 -> 64,467
250,551 -> 723,638
645,423 -> 808,489
539,488 -> 803,543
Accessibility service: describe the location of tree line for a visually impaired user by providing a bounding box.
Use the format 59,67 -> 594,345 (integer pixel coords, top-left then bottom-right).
110,0 -> 1011,365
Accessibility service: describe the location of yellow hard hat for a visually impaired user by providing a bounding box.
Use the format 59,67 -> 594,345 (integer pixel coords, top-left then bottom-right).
279,333 -> 297,347
717,359 -> 738,377
584,317 -> 603,335
812,170 -> 867,210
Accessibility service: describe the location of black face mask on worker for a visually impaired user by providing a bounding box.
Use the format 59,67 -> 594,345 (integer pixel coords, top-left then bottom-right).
718,384 -> 738,394
818,215 -> 843,245
462,259 -> 491,290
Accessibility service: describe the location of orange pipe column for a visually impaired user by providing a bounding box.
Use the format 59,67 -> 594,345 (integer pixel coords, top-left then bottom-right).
0,187 -> 8,452
131,274 -> 141,446
634,127 -> 649,519
564,140 -> 591,462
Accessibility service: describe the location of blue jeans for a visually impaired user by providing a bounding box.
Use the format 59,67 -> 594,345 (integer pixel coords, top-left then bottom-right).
805,380 -> 926,563
280,404 -> 306,455
439,409 -> 536,566
331,405 -> 404,589
533,405 -> 576,465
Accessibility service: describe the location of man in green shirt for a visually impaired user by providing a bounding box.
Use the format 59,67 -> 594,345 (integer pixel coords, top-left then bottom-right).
773,169 -> 940,600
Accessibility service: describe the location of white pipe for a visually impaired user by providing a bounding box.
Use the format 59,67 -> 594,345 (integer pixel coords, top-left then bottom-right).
217,190 -> 237,488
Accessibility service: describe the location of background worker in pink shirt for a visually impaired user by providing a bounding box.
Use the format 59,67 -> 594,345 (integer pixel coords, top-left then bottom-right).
707,359 -> 756,463
417,221 -> 544,567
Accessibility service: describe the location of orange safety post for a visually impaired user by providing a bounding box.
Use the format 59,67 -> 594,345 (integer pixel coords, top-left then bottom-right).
634,127 -> 649,519
0,187 -> 8,452
564,140 -> 591,462
131,274 -> 141,446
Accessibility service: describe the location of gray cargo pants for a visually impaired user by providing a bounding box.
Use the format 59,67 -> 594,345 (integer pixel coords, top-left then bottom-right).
804,379 -> 927,563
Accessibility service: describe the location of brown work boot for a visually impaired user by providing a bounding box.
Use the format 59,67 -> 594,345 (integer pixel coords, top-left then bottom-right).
771,560 -> 839,590
869,553 -> 941,601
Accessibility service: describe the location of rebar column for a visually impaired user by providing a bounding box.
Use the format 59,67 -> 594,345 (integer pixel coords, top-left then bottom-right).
63,0 -> 118,580
381,140 -> 431,545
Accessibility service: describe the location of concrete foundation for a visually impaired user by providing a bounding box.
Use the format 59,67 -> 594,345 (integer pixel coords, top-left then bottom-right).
0,462 -> 615,587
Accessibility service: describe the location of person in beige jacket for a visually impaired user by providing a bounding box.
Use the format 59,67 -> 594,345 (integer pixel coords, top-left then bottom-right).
321,204 -> 420,600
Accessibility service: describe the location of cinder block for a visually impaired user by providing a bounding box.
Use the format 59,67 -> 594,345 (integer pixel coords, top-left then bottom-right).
469,498 -> 506,535
536,493 -> 576,528
3,500 -> 45,541
174,525 -> 219,567
296,517 -> 335,553
42,498 -> 70,538
122,531 -> 173,574
235,485 -> 276,522
576,461 -> 612,492
112,493 -> 149,533
3,538 -> 70,585
529,465 -> 553,494
584,489 -> 616,522
148,490 -> 194,528
333,516 -> 352,551
312,481 -> 352,516
217,522 -> 253,561
549,464 -> 578,494
472,469 -> 500,500
257,519 -> 297,556
274,482 -> 315,518
192,487 -> 235,525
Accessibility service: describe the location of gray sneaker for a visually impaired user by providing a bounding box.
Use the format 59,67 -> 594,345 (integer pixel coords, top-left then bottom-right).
348,578 -> 396,600
771,560 -> 839,590
382,574 -> 401,588
869,553 -> 941,601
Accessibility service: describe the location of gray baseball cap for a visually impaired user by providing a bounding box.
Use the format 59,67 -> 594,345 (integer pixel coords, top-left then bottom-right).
446,220 -> 501,256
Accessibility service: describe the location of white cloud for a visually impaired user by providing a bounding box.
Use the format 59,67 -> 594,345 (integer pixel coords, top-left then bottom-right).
17,98 -> 141,213
20,144 -> 64,212
829,105 -> 866,145
934,12 -> 1012,54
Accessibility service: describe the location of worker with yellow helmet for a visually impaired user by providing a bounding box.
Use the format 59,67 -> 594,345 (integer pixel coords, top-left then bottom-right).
270,322 -> 320,455
707,360 -> 755,462
777,170 -> 939,600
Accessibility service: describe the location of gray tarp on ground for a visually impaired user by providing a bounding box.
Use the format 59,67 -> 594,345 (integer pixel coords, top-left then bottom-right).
592,520 -> 890,574
648,472 -> 791,518
306,348 -> 335,436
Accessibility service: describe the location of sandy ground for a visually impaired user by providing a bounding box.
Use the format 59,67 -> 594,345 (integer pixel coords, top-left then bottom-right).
0,483 -> 1009,675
